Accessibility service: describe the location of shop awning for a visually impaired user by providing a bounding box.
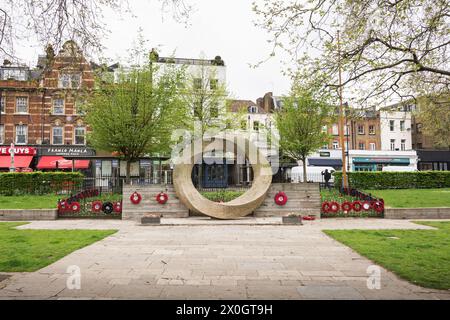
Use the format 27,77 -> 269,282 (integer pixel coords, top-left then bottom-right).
352,157 -> 410,165
308,158 -> 343,167
0,156 -> 34,168
37,156 -> 90,170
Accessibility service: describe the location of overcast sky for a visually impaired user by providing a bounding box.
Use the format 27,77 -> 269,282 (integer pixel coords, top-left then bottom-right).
16,0 -> 291,102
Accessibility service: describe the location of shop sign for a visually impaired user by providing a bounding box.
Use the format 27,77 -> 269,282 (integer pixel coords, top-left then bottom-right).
42,146 -> 96,157
0,146 -> 36,156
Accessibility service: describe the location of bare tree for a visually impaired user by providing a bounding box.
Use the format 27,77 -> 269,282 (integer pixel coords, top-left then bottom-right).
0,0 -> 191,61
253,0 -> 450,106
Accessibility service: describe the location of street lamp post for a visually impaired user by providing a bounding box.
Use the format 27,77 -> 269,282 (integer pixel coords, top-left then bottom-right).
9,143 -> 15,172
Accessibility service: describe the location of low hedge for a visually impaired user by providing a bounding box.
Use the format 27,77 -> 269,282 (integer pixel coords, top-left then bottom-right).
0,172 -> 84,196
333,171 -> 450,190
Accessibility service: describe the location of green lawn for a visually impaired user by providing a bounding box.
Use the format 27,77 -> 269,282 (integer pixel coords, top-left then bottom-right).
0,222 -> 116,272
0,194 -> 61,209
324,221 -> 450,290
366,188 -> 450,208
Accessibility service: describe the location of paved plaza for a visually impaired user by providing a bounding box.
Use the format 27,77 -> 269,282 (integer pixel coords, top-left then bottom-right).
0,218 -> 449,300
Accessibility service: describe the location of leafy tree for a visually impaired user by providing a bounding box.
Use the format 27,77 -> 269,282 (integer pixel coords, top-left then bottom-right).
274,86 -> 333,182
253,0 -> 450,105
84,46 -> 188,182
416,96 -> 450,149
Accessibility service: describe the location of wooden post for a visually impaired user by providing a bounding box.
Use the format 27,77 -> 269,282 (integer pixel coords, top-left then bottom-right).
337,30 -> 348,190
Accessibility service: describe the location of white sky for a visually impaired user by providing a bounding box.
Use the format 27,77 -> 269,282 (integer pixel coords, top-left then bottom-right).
14,0 -> 291,102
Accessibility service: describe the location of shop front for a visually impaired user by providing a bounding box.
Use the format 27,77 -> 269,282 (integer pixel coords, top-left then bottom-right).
36,146 -> 96,173
0,146 -> 36,172
417,150 -> 450,171
348,150 -> 417,172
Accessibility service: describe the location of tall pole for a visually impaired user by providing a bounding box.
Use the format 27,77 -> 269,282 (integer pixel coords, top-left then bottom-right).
337,30 -> 348,190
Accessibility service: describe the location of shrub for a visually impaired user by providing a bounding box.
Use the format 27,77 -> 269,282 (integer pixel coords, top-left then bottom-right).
200,190 -> 245,203
0,172 -> 84,196
333,171 -> 450,190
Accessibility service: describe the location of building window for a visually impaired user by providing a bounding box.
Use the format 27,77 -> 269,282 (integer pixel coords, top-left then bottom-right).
332,124 -> 338,135
74,127 -> 86,145
253,121 -> 260,131
0,96 -> 5,113
401,139 -> 406,151
248,106 -> 258,113
210,79 -> 218,90
344,125 -> 349,136
416,123 -> 422,133
390,139 -> 395,151
332,141 -> 339,149
240,120 -> 247,130
389,120 -> 395,131
15,97 -> 28,114
358,142 -> 365,150
0,125 -> 4,144
322,125 -> 327,133
52,98 -> 65,115
15,125 -> 27,144
52,127 -> 64,145
193,78 -> 202,90
1,68 -> 28,80
369,142 -> 376,150
369,125 -> 375,135
357,124 -> 365,135
400,120 -> 405,131
58,73 -> 81,89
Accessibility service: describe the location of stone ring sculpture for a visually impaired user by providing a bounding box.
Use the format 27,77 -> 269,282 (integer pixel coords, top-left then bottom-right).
173,135 -> 273,220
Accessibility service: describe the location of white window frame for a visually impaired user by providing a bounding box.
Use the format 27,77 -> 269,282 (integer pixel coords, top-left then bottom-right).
369,143 -> 376,150
357,125 -> 365,135
390,139 -> 396,151
74,127 -> 86,145
401,139 -> 406,151
358,142 -> 365,150
15,125 -> 27,145
52,126 -> 64,145
15,96 -> 28,114
400,120 -> 405,132
369,125 -> 375,135
253,121 -> 260,131
332,141 -> 339,149
52,98 -> 65,115
58,73 -> 81,89
0,96 -> 5,114
332,124 -> 338,135
0,124 -> 4,144
389,120 -> 395,132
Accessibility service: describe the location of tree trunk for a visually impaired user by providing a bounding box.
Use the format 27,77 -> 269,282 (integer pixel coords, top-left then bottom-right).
126,161 -> 131,184
302,158 -> 307,183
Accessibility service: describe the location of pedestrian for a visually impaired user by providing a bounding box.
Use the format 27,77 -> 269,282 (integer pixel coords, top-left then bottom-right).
322,169 -> 332,189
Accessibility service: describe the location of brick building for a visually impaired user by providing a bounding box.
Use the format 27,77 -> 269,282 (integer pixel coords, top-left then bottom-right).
0,41 -> 95,171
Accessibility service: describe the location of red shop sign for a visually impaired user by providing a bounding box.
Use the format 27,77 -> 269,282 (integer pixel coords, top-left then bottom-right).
0,147 -> 37,156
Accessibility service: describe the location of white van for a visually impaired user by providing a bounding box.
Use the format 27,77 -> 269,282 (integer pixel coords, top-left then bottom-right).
291,166 -> 336,183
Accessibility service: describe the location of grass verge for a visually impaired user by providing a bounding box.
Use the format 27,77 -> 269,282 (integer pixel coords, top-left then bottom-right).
0,222 -> 116,272
324,221 -> 450,290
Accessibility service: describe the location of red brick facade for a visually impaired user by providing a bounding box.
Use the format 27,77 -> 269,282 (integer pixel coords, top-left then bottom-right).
0,41 -> 93,147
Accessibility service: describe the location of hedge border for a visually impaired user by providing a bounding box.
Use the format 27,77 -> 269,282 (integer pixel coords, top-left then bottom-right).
0,172 -> 84,196
333,171 -> 450,190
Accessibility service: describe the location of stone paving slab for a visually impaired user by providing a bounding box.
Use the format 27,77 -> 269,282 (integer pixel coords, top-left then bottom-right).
0,218 -> 449,300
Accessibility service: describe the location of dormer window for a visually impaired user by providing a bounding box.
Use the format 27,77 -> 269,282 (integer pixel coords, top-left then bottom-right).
248,106 -> 258,113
